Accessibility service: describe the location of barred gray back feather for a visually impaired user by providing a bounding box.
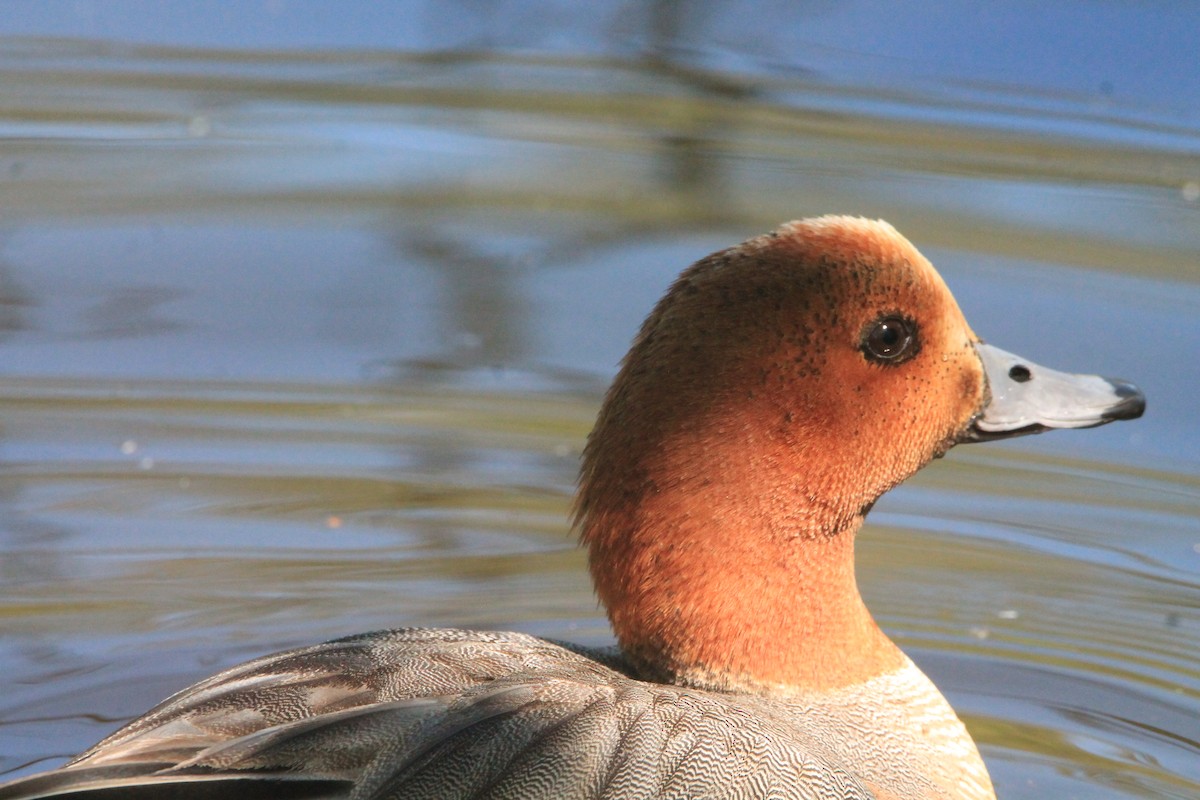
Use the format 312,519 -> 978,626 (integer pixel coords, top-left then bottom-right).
0,629 -> 887,800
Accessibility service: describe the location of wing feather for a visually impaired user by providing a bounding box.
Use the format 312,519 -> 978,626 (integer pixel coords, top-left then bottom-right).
0,630 -> 876,800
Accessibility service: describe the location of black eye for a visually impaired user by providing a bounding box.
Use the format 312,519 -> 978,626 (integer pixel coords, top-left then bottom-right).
862,316 -> 917,363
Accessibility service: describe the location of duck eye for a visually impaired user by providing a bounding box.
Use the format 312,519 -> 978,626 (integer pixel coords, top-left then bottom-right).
862,316 -> 917,363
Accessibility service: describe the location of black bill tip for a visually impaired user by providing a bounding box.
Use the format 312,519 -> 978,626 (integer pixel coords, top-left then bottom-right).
1102,379 -> 1146,422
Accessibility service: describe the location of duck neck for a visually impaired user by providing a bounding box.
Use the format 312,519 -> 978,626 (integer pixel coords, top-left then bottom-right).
579,446 -> 907,695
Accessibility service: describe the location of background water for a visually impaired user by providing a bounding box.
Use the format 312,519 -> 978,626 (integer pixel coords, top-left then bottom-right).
0,3 -> 1198,798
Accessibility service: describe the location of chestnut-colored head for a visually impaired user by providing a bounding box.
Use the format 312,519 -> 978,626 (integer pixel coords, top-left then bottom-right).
576,215 -> 1144,693
577,216 -> 985,690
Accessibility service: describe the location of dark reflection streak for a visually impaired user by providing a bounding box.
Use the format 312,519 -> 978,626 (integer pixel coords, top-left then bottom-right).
1059,706 -> 1200,754
0,232 -> 36,339
0,231 -> 78,667
373,225 -> 527,584
643,0 -> 746,223
647,1 -> 720,212
405,233 -> 526,378
78,285 -> 186,340
0,469 -> 79,681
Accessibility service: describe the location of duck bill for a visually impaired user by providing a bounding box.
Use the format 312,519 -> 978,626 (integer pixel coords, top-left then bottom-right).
962,343 -> 1146,442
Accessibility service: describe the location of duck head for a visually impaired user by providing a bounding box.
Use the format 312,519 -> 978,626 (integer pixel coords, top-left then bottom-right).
577,216 -> 1143,693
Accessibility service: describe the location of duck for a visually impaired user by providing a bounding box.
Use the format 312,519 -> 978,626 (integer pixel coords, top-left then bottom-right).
0,216 -> 1145,800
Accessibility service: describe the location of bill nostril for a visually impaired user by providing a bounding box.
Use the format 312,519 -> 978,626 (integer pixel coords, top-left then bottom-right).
1008,364 -> 1032,383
